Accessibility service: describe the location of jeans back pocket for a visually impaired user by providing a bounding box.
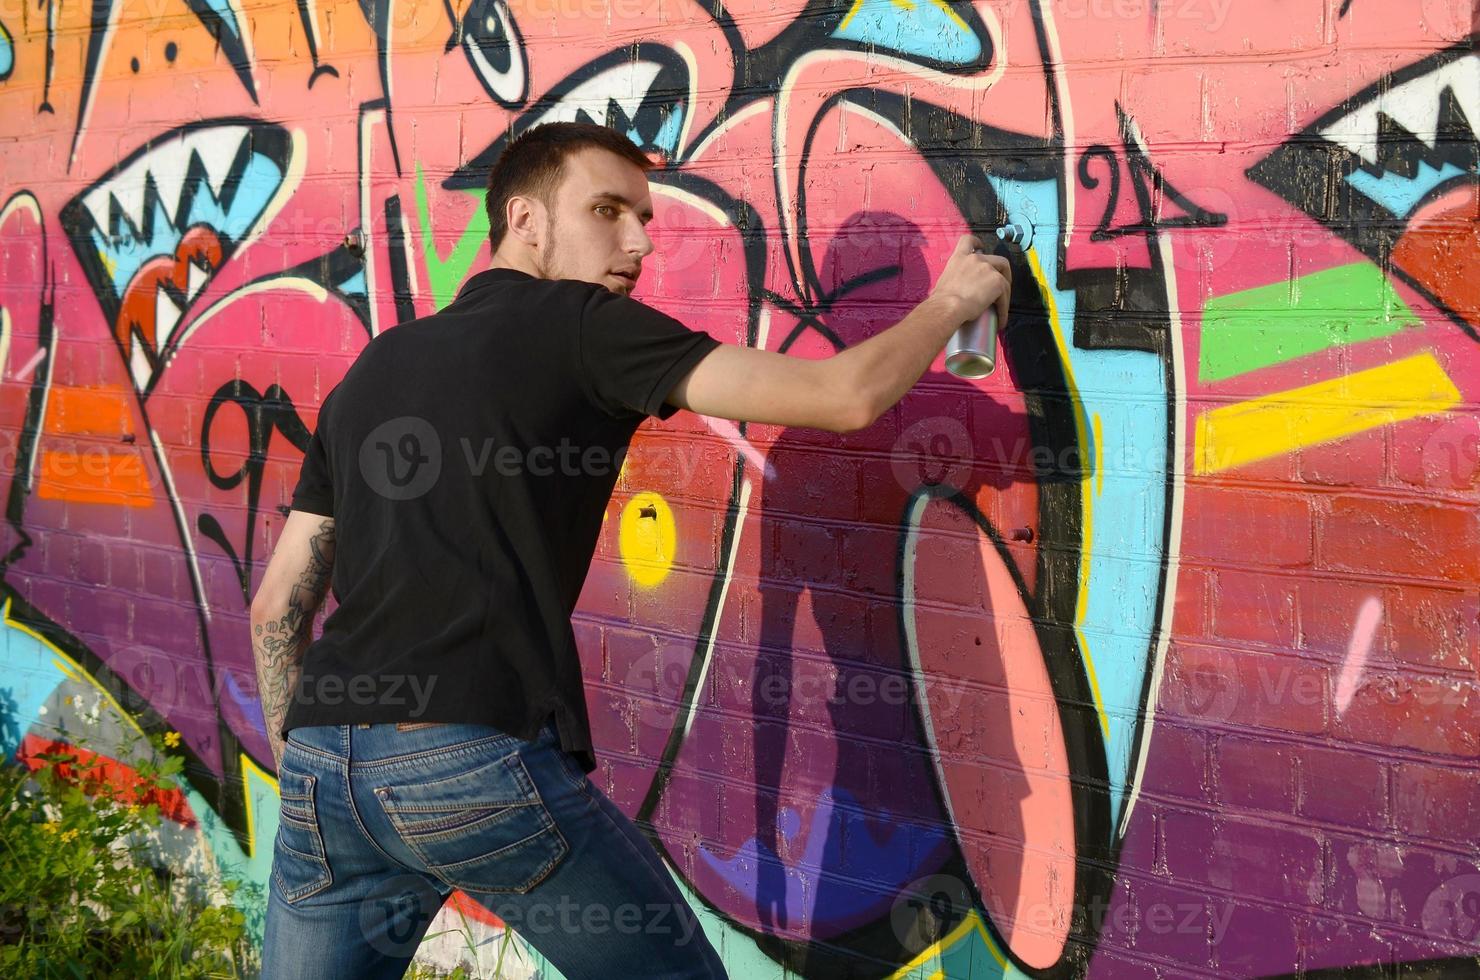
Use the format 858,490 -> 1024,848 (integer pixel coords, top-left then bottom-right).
375,750 -> 568,895
273,767 -> 334,903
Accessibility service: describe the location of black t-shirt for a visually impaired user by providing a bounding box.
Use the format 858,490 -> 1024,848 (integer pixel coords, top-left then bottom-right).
282,267 -> 721,771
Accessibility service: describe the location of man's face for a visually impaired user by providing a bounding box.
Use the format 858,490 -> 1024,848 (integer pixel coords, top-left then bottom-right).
535,146 -> 656,297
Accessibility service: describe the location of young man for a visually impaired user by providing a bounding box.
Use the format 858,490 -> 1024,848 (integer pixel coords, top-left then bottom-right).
251,121 -> 1011,978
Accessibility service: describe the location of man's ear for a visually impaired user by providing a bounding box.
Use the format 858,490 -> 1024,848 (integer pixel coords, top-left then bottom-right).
506,195 -> 546,248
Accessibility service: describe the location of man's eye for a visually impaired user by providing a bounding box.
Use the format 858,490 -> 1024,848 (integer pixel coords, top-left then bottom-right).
596,205 -> 615,217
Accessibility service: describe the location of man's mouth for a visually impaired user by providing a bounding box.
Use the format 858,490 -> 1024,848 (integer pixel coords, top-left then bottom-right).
612,270 -> 638,286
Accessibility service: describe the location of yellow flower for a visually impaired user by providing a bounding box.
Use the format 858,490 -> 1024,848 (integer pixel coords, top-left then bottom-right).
163,731 -> 181,748
59,828 -> 80,843
41,821 -> 59,833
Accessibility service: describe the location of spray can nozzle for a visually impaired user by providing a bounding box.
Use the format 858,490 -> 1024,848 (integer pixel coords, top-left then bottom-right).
943,222 -> 1032,379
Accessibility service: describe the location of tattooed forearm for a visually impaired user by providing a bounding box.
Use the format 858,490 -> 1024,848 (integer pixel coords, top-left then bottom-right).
252,517 -> 337,769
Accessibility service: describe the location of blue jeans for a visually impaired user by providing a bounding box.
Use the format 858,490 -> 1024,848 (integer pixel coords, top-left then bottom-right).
262,720 -> 726,979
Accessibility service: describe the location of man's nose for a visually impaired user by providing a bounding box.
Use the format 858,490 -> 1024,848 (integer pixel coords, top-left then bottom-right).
626,219 -> 654,258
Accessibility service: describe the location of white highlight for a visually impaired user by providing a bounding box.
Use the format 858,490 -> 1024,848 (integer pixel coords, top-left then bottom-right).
679,477 -> 754,741
525,62 -> 665,134
148,426 -> 210,624
1117,232 -> 1188,841
698,416 -> 775,482
1321,55 -> 1478,166
82,126 -> 249,240
1335,596 -> 1383,718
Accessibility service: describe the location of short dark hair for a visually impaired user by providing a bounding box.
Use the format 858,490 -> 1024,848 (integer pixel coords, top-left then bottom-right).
485,122 -> 654,251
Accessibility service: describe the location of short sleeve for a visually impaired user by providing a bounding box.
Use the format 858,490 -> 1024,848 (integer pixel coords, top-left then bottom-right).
578,287 -> 722,420
290,394 -> 335,517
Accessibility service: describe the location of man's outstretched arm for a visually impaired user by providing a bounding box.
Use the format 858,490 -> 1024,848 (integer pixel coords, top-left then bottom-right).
665,234 -> 1011,432
250,510 -> 337,770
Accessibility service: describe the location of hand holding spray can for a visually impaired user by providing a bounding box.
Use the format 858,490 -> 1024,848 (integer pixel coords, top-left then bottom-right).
943,223 -> 1031,379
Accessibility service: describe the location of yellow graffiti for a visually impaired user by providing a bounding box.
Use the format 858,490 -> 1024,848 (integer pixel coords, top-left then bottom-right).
1194,350 -> 1461,474
1027,246 -> 1111,745
887,909 -> 1033,980
619,491 -> 677,587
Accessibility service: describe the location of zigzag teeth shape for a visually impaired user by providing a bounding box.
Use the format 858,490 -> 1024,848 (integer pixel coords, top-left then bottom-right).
146,144 -> 192,234
195,128 -> 247,203
79,125 -> 251,239
1321,55 -> 1478,166
155,286 -> 184,351
128,339 -> 152,393
185,257 -> 209,303
528,61 -> 665,139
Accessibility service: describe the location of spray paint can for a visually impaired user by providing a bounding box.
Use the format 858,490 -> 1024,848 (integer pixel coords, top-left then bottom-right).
943,306 -> 999,379
943,223 -> 1030,380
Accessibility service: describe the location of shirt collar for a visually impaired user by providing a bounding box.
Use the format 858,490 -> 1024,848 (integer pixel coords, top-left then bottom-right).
455,267 -> 536,301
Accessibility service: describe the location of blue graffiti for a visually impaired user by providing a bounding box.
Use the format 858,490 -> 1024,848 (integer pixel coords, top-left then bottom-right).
0,18 -> 13,81
698,786 -> 949,934
91,149 -> 283,296
983,175 -> 1170,839
1345,158 -> 1471,220
0,605 -> 71,760
832,0 -> 982,65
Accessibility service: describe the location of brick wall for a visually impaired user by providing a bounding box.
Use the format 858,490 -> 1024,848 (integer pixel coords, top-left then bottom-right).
0,0 -> 1475,975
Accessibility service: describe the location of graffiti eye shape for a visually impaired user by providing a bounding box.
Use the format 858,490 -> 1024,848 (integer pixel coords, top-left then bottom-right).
460,0 -> 527,108
0,19 -> 13,82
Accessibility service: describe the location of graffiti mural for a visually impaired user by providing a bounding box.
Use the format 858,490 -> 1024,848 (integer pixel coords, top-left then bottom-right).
0,0 -> 1475,976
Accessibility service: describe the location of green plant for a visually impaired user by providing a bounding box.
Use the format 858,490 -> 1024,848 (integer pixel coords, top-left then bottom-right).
0,725 -> 259,979
409,892 -> 525,979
